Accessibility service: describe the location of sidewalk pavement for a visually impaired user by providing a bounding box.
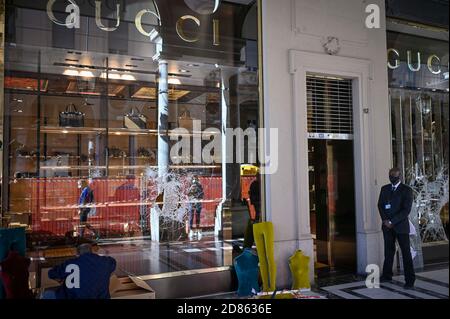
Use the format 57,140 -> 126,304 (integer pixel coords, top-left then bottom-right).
194,263 -> 448,299
318,264 -> 449,299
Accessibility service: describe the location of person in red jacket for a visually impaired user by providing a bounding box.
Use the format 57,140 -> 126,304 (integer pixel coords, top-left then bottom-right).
0,243 -> 33,299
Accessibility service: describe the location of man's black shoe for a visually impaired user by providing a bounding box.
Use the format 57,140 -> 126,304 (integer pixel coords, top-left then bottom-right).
403,283 -> 415,290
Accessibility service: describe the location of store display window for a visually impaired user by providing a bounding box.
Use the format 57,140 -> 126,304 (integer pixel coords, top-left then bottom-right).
388,31 -> 449,242
1,0 -> 263,280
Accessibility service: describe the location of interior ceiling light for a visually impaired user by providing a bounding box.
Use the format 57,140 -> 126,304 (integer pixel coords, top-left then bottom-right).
79,70 -> 95,78
55,62 -> 158,76
121,74 -> 136,81
63,69 -> 79,76
179,69 -> 190,73
101,72 -> 121,80
100,73 -> 136,81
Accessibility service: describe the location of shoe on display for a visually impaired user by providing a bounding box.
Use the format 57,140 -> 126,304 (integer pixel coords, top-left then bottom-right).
189,230 -> 194,240
197,230 -> 202,240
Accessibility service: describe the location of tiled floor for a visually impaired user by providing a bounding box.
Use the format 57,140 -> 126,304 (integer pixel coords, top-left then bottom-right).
195,264 -> 449,300
30,236 -> 244,291
319,265 -> 449,299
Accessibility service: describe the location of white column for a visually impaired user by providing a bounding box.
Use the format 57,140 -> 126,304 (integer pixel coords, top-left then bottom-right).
157,59 -> 169,178
150,25 -> 168,242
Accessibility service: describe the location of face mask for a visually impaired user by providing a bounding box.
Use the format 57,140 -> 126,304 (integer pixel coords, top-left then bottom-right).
389,175 -> 400,185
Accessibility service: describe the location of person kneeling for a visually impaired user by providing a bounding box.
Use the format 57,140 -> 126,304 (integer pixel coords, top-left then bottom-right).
41,244 -> 116,299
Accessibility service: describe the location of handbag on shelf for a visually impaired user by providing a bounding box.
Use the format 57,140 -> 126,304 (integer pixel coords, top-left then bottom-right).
59,103 -> 85,127
124,108 -> 147,129
137,147 -> 156,159
16,148 -> 37,157
14,172 -> 38,179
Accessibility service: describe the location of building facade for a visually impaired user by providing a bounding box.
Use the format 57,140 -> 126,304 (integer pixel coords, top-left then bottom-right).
262,0 -> 448,287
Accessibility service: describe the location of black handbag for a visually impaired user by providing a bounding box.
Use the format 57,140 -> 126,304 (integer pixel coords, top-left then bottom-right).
109,146 -> 127,158
59,104 -> 85,127
137,147 -> 156,159
124,108 -> 147,129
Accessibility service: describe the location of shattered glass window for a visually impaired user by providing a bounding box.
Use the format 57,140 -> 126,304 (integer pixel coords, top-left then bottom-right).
388,32 -> 449,243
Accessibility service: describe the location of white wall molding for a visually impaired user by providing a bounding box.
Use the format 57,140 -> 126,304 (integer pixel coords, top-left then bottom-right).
291,0 -> 369,47
289,50 -> 381,274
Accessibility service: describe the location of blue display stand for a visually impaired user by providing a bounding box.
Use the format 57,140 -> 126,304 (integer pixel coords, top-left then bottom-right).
234,248 -> 260,297
0,227 -> 27,299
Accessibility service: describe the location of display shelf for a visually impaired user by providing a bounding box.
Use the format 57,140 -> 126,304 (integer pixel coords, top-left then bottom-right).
109,128 -> 220,137
109,127 -> 158,136
14,126 -> 221,137
108,156 -> 156,159
41,126 -> 107,135
10,155 -> 39,159
5,88 -> 215,106
39,164 -> 220,170
39,165 -> 107,170
11,155 -> 82,159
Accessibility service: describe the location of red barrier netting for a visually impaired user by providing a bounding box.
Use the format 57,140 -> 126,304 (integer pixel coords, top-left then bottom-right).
27,176 -> 254,237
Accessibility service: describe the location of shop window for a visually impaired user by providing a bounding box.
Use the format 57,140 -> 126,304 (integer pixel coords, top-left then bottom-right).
1,0 -> 263,282
388,31 -> 449,243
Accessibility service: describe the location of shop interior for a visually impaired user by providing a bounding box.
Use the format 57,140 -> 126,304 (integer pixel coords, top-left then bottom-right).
1,0 -> 261,292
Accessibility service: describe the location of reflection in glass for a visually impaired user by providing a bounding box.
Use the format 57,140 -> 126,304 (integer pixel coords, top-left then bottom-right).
390,89 -> 449,243
2,0 -> 262,288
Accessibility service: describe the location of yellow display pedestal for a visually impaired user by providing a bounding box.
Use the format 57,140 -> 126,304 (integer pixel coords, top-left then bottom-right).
289,250 -> 311,290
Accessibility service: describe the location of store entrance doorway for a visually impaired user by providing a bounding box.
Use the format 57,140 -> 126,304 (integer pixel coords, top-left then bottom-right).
308,140 -> 356,275
306,74 -> 357,276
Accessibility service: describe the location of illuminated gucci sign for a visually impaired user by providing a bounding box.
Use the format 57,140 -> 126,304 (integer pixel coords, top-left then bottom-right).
387,48 -> 447,75
46,0 -> 221,46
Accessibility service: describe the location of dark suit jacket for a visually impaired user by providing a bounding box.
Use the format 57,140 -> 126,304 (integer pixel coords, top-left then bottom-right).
377,183 -> 413,234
